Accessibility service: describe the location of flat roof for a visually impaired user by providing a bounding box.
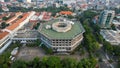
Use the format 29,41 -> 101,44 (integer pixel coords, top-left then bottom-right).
14,30 -> 38,38
39,19 -> 85,39
100,30 -> 119,43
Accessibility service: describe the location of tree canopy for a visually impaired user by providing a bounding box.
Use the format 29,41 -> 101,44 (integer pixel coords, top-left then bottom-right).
11,56 -> 98,68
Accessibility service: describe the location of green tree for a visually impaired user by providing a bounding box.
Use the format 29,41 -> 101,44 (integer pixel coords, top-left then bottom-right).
113,46 -> 120,56
61,58 -> 77,68
92,42 -> 100,51
83,10 -> 98,20
0,52 -> 10,68
32,57 -> 41,68
83,19 -> 100,53
111,24 -> 116,30
46,56 -> 62,68
103,41 -> 113,53
0,7 -> 3,12
0,22 -> 9,29
67,15 -> 74,19
35,39 -> 41,46
41,44 -> 53,54
96,33 -> 103,44
78,57 -> 97,68
77,62 -> 84,68
11,60 -> 27,68
2,17 -> 7,20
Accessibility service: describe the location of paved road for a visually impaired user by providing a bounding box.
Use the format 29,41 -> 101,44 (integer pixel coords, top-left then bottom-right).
99,47 -> 114,68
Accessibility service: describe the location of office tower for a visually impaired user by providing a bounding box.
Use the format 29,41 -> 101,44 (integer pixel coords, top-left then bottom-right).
99,10 -> 115,28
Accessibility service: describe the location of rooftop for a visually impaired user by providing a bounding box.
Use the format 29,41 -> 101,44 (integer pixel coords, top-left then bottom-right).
59,11 -> 73,15
6,13 -> 29,31
100,30 -> 120,45
39,18 -> 85,39
0,31 -> 9,40
14,30 -> 38,38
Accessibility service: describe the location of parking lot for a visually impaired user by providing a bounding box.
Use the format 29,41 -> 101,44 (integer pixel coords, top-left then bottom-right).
17,46 -> 46,61
16,46 -> 89,61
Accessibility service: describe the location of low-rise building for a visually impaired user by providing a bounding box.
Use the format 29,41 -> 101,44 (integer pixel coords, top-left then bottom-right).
2,6 -> 9,11
12,29 -> 38,43
6,12 -> 22,25
0,11 -> 35,47
38,12 -> 52,21
100,30 -> 120,45
29,15 -> 39,22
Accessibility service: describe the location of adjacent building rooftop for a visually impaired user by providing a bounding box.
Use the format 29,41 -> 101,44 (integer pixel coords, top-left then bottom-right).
14,30 -> 38,38
100,30 -> 120,45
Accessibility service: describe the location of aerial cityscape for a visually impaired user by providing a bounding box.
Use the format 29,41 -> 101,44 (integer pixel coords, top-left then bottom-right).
0,0 -> 120,68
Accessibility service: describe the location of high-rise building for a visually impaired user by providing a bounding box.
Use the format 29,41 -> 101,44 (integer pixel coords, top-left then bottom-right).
99,10 -> 115,28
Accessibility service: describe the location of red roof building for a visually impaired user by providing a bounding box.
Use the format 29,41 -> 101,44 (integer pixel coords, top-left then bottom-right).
59,11 -> 73,15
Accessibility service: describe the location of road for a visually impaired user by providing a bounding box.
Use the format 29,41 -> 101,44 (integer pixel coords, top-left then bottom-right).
99,47 -> 114,68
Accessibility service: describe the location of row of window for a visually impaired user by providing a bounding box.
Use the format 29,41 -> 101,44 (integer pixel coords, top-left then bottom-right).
53,47 -> 71,50
52,41 -> 71,44
52,44 -> 71,46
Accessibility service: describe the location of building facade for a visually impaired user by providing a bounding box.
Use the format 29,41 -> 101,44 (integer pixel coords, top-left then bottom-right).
99,10 -> 115,28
